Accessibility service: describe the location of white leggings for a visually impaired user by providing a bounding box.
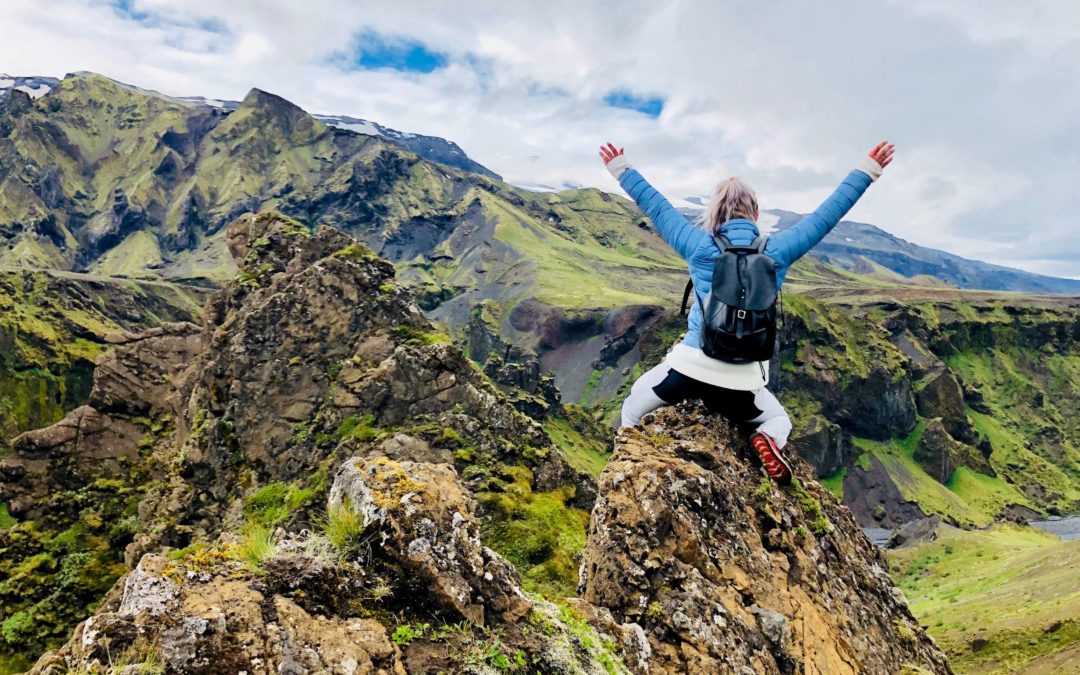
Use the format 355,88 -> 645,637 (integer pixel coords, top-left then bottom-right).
620,362 -> 793,448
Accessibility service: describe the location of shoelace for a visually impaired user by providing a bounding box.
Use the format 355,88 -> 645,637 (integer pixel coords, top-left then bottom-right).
753,438 -> 788,478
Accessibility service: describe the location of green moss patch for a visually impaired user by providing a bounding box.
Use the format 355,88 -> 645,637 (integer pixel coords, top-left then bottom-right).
819,467 -> 847,501
476,465 -> 589,599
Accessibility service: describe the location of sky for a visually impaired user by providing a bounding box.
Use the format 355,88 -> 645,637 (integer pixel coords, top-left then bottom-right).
1,0 -> 1078,278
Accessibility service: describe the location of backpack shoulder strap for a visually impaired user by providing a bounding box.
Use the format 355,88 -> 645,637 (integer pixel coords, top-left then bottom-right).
750,234 -> 769,254
680,279 -> 694,315
712,234 -> 734,251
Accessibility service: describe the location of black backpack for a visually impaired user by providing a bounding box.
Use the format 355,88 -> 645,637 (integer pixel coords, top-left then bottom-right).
679,235 -> 778,363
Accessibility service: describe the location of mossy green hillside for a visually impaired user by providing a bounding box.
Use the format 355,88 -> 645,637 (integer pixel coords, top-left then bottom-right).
776,276 -> 1080,526
890,524 -> 1080,673
852,417 -> 1042,528
482,187 -> 686,308
0,268 -> 204,452
542,405 -> 612,477
945,348 -> 1080,512
0,471 -> 149,665
2,72 -> 683,311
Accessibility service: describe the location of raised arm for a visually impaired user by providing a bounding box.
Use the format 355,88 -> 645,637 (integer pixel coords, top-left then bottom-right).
599,143 -> 706,261
767,141 -> 895,268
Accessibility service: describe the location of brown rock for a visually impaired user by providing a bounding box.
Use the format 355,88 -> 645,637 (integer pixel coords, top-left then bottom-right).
31,554 -> 406,675
89,322 -> 203,416
1,406 -> 143,519
916,369 -> 978,443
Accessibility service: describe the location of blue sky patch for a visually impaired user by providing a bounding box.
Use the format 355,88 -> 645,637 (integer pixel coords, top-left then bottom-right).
604,90 -> 664,118
110,0 -> 227,33
112,0 -> 150,22
346,31 -> 448,74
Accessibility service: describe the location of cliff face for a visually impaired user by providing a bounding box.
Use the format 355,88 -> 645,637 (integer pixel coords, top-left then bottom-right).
2,214 -> 949,673
607,287 -> 1080,531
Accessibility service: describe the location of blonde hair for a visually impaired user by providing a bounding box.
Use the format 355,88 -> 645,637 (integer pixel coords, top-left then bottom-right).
700,177 -> 758,233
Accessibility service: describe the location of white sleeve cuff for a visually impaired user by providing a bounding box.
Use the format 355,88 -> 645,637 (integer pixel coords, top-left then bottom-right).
857,156 -> 883,181
606,155 -> 632,180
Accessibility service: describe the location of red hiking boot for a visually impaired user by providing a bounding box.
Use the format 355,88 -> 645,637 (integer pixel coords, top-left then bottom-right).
750,431 -> 793,485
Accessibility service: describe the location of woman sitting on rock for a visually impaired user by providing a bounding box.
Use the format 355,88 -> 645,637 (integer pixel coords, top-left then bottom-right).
600,140 -> 894,483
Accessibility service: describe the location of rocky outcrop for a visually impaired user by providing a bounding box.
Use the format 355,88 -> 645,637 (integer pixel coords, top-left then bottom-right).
1,322 -> 201,520
140,212 -> 591,547
915,369 -> 978,444
579,404 -> 951,674
35,400 -> 951,674
31,554 -> 408,675
915,418 -> 994,483
329,456 -> 532,627
465,301 -> 560,418
788,415 -> 853,478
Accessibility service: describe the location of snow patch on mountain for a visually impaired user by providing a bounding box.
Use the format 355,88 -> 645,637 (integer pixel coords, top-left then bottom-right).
0,74 -> 60,101
324,118 -> 381,136
17,84 -> 51,98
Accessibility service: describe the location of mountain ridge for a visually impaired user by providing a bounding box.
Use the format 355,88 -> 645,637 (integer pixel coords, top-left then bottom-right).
677,205 -> 1080,294
0,72 -> 500,180
7,71 -> 1076,295
770,208 -> 1080,294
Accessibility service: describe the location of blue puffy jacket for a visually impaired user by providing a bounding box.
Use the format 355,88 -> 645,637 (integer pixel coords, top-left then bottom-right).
618,168 -> 874,349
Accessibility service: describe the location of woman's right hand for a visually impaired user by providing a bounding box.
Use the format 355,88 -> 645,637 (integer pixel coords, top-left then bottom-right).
868,141 -> 896,169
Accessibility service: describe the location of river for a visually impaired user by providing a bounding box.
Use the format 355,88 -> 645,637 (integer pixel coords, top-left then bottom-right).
1029,516 -> 1080,541
865,516 -> 1080,548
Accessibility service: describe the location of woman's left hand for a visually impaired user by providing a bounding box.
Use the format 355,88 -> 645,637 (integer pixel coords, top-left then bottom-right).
599,143 -> 625,166
599,142 -> 631,179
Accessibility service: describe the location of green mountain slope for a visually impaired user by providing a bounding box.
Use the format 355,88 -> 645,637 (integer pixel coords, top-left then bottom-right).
0,268 -> 206,453
0,72 -> 684,300
890,524 -> 1080,673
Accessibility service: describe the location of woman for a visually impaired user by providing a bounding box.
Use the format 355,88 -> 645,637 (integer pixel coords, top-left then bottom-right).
600,140 -> 895,484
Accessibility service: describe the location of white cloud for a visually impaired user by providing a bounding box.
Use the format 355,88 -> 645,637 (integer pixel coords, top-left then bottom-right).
1,0 -> 1078,277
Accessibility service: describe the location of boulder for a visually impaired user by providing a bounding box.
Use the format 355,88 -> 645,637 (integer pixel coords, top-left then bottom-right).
30,554 -> 407,675
789,415 -> 853,477
889,516 -> 946,548
329,456 -> 531,627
